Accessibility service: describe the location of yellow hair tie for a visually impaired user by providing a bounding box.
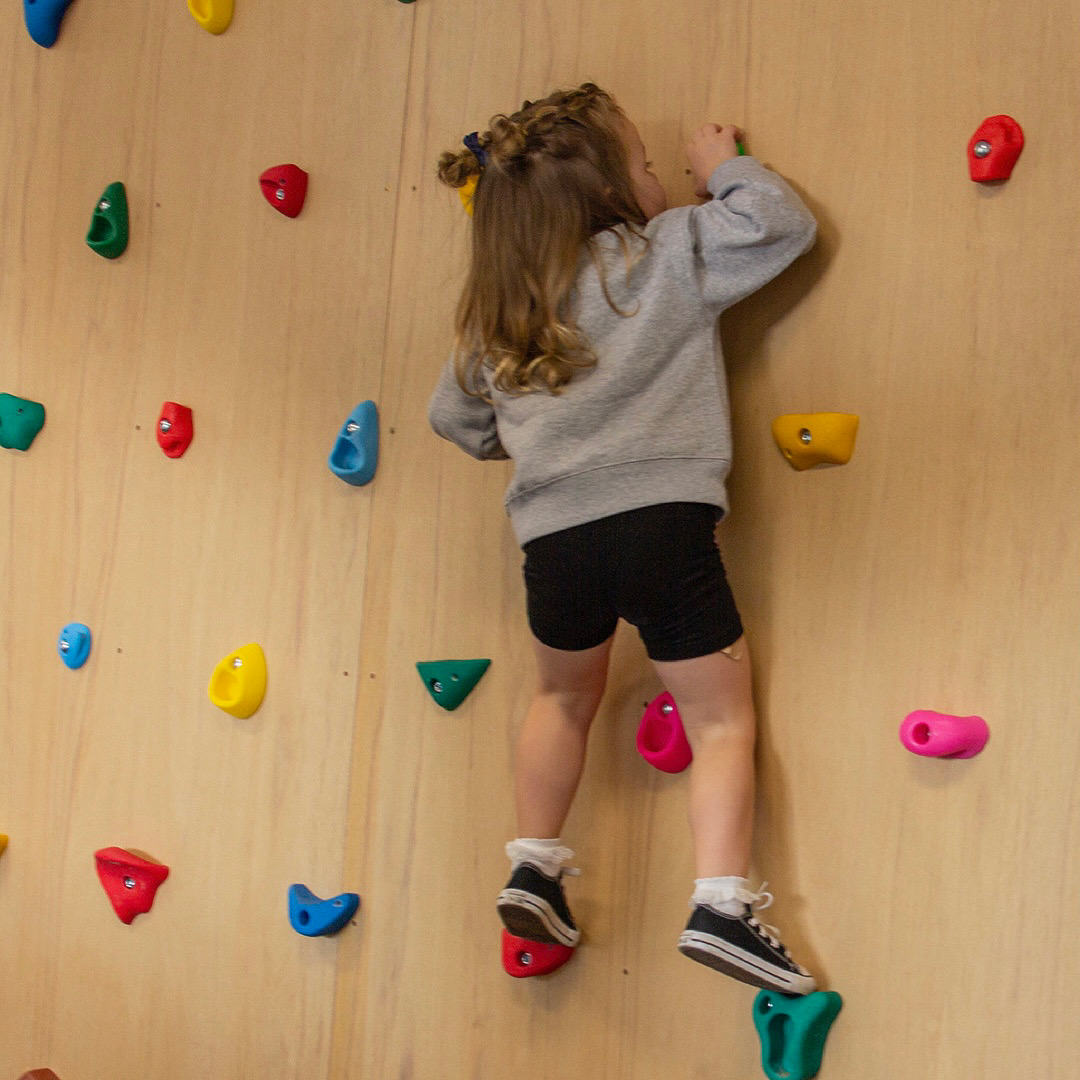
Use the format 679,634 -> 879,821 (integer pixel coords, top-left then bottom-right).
458,174 -> 478,216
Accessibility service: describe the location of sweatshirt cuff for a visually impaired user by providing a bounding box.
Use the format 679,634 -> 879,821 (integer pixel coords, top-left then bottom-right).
705,155 -> 767,196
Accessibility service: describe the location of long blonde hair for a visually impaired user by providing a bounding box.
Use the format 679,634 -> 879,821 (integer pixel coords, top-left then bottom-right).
437,83 -> 648,398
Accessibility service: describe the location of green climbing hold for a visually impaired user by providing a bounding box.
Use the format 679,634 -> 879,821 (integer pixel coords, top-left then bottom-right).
86,181 -> 129,259
416,658 -> 491,711
0,393 -> 46,451
752,989 -> 843,1080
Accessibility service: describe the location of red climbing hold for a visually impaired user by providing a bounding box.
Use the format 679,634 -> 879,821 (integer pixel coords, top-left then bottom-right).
18,1071 -> 62,1080
259,164 -> 308,218
94,848 -> 170,924
501,930 -> 575,977
157,402 -> 194,458
968,115 -> 1024,182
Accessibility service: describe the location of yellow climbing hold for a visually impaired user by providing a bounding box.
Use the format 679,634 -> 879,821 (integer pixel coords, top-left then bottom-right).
772,413 -> 859,471
0,834 -> 8,859
459,175 -> 478,217
208,643 -> 267,718
188,0 -> 233,34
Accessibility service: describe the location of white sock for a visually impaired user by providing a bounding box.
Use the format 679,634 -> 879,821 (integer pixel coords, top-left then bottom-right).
506,837 -> 574,878
692,876 -> 754,916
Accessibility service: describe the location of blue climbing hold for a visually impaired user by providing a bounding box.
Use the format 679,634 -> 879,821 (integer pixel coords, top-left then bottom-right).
24,0 -> 76,47
328,401 -> 378,486
58,623 -> 92,669
287,884 -> 360,937
753,989 -> 843,1080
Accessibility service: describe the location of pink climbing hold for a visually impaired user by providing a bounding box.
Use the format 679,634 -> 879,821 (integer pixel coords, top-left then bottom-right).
899,710 -> 989,759
636,691 -> 693,773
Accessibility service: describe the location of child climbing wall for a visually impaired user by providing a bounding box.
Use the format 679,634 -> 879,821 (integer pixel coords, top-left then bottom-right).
2,0 -> 1079,1077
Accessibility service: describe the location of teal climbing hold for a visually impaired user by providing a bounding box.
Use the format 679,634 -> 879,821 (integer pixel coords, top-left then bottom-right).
0,393 -> 46,451
24,0 -> 75,47
416,658 -> 490,711
753,989 -> 843,1080
86,182 -> 129,259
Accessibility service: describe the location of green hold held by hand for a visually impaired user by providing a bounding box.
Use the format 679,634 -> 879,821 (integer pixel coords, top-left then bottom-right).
86,181 -> 129,259
0,393 -> 46,451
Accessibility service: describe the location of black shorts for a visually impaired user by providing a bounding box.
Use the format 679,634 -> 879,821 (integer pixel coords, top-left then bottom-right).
522,503 -> 744,663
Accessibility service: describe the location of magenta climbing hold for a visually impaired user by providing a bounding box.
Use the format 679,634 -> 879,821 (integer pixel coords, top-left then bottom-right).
899,710 -> 989,759
636,691 -> 693,773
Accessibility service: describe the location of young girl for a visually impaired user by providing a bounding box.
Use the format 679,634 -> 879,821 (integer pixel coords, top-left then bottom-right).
429,83 -> 817,995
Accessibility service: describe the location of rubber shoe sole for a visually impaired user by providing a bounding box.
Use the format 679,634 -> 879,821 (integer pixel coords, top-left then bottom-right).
497,888 -> 580,947
678,930 -> 817,995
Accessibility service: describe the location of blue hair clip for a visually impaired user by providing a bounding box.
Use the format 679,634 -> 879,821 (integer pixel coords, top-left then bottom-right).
464,131 -> 487,168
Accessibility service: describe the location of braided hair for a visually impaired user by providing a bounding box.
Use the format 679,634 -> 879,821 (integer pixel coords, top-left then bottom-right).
437,84 -> 648,398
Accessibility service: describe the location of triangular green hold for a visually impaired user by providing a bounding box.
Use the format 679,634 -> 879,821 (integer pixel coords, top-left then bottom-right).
0,393 -> 46,451
753,989 -> 843,1080
86,181 -> 129,259
416,658 -> 491,711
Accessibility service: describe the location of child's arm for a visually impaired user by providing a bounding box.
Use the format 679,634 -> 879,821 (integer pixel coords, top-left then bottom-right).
684,126 -> 817,312
428,357 -> 509,460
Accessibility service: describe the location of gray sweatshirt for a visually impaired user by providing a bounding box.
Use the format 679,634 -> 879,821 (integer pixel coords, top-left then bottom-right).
428,156 -> 817,547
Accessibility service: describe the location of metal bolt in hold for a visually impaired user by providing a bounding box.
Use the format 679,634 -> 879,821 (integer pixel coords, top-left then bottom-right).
232,658 -> 243,669
799,429 -> 813,444
974,140 -> 992,159
275,188 -> 286,201
60,639 -> 70,653
123,876 -> 137,890
519,952 -> 532,966
159,419 -> 172,434
661,702 -> 674,715
346,421 -> 360,434
432,680 -> 443,694
99,199 -> 111,211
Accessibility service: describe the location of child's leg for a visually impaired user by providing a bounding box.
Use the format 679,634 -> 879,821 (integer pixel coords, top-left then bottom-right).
514,634 -> 613,839
650,637 -> 756,878
497,633 -> 613,946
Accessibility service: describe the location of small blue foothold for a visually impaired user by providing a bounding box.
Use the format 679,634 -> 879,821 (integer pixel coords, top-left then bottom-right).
288,884 -> 360,937
328,401 -> 378,486
24,0 -> 76,47
58,622 -> 92,669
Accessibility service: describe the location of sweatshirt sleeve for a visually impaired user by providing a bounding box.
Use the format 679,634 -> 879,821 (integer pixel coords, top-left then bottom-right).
427,356 -> 509,461
687,156 -> 817,313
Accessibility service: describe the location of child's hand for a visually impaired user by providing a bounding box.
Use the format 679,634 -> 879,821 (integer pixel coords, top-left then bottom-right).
686,124 -> 743,198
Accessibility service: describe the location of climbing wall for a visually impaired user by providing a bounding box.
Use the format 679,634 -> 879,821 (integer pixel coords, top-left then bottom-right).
1,0 -> 1078,1078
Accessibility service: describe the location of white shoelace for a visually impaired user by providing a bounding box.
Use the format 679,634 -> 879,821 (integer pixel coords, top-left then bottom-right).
734,882 -> 788,954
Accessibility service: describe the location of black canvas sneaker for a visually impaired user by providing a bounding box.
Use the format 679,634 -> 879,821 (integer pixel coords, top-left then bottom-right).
497,862 -> 580,947
678,902 -> 817,994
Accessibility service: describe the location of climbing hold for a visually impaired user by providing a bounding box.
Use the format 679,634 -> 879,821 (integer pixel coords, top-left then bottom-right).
93,848 -> 169,924
208,643 -> 267,718
459,174 -> 478,216
328,401 -> 378,486
259,164 -> 308,218
968,115 -> 1024,182
900,710 -> 989,759
57,623 -> 92,669
636,691 -> 692,773
416,658 -> 490,711
0,834 -> 8,859
501,929 -> 574,977
753,990 -> 843,1080
23,0 -> 75,46
157,402 -> 194,458
288,884 -> 360,937
86,182 -> 129,259
18,1071 -> 62,1080
187,0 -> 233,33
772,413 -> 858,471
0,393 -> 46,451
